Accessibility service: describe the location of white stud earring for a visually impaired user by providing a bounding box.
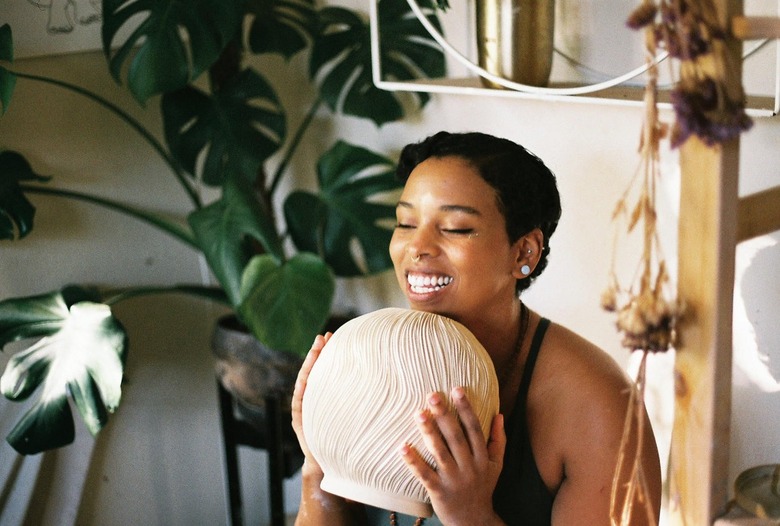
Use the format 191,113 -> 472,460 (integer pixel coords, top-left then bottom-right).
521,264 -> 531,275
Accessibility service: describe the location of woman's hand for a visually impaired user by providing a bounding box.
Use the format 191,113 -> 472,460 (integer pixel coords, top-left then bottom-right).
291,332 -> 332,475
400,387 -> 507,526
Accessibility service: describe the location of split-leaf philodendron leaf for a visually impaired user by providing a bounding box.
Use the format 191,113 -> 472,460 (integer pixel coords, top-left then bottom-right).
0,287 -> 127,454
284,141 -> 400,277
0,150 -> 50,240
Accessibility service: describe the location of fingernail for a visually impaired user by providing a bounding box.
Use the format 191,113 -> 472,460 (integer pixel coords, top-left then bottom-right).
398,443 -> 410,456
428,393 -> 441,405
415,410 -> 427,423
452,387 -> 465,399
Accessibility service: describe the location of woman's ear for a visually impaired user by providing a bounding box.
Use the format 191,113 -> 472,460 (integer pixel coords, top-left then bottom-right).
511,228 -> 544,279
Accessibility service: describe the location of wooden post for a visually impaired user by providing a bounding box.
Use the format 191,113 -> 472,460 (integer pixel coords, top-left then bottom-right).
668,137 -> 739,525
667,1 -> 743,524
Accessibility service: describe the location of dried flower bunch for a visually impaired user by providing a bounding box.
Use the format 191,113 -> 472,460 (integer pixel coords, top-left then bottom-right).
600,53 -> 682,355
603,0 -> 754,355
627,0 -> 754,147
605,2 -> 755,523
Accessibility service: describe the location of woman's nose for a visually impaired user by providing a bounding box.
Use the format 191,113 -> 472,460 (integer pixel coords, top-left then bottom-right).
407,225 -> 438,261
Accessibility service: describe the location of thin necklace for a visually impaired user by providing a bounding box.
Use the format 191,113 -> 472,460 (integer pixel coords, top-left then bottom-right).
389,511 -> 425,525
498,302 -> 530,392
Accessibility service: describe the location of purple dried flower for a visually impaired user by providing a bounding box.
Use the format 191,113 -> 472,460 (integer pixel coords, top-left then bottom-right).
627,3 -> 658,29
670,78 -> 753,148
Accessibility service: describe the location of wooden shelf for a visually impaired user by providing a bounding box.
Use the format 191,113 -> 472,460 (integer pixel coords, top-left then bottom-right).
369,0 -> 779,118
375,76 -> 778,116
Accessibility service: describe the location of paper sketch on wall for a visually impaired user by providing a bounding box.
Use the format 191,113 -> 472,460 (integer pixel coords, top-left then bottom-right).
3,0 -> 104,59
30,0 -> 101,35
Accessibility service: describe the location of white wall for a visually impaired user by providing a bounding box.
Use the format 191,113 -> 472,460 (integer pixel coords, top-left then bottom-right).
1,2 -> 778,524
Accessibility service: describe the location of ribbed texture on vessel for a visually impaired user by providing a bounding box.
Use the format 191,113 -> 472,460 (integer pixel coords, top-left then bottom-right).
302,308 -> 499,517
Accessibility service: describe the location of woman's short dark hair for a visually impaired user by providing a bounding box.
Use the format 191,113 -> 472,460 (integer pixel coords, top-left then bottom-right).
396,131 -> 562,294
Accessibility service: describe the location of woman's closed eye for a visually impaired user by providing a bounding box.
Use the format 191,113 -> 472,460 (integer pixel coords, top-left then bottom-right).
395,223 -> 476,236
443,228 -> 475,235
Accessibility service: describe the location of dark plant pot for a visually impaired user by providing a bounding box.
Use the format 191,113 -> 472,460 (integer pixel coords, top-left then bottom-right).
211,313 -> 353,429
212,314 -> 303,417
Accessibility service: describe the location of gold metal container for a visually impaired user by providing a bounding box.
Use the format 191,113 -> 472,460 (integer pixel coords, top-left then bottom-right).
476,0 -> 555,88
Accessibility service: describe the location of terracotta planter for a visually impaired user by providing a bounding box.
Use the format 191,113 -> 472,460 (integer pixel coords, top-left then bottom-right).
476,0 -> 555,88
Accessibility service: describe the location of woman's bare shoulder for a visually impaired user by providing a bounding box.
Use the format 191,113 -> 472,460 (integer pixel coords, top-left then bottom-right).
534,321 -> 631,397
529,320 -> 636,469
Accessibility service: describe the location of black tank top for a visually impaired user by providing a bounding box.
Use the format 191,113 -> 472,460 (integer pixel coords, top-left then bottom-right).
492,317 -> 553,525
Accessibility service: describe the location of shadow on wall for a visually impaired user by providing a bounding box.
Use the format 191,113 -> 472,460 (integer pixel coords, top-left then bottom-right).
730,232 -> 780,477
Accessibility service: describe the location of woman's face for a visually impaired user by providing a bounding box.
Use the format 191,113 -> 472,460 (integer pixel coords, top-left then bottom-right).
389,156 -> 525,322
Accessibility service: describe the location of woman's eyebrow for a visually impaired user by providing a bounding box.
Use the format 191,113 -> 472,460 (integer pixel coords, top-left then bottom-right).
396,201 -> 481,215
440,204 -> 481,215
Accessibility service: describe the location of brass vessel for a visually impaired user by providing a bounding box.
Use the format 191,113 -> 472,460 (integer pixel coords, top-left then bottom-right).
476,0 -> 555,88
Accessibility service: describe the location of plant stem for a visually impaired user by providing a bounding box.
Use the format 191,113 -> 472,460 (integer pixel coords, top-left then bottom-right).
102,285 -> 230,308
21,184 -> 198,249
269,95 -> 325,196
11,70 -> 203,209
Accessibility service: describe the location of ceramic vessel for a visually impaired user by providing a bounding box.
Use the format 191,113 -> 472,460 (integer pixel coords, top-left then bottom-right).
302,307 -> 499,517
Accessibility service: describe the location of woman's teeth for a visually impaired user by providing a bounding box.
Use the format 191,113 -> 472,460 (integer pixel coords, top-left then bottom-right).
407,273 -> 453,293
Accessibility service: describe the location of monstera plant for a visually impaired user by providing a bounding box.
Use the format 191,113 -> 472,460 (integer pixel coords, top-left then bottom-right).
0,0 -> 445,454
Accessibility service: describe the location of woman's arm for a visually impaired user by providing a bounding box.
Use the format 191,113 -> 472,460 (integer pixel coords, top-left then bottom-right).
295,460 -> 369,525
550,385 -> 662,525
292,334 -> 369,525
544,342 -> 663,526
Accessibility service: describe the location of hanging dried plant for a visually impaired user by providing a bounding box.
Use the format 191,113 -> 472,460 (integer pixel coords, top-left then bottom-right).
606,1 -> 754,524
600,29 -> 681,356
604,22 -> 679,523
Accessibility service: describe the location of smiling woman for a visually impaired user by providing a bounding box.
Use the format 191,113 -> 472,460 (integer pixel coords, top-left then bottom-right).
292,131 -> 662,526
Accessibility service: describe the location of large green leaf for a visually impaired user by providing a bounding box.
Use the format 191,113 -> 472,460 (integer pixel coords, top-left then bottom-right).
283,141 -> 400,277
237,253 -> 334,356
102,0 -> 243,103
0,290 -> 127,454
188,175 -> 284,307
0,24 -> 11,62
0,151 -> 51,240
162,68 -> 286,187
309,0 -> 445,126
0,286 -> 100,347
0,23 -> 15,114
245,0 -> 316,57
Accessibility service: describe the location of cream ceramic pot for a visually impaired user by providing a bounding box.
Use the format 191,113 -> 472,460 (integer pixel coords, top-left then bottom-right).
302,307 -> 499,517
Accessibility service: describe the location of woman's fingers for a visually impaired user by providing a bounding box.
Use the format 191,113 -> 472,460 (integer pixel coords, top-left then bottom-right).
292,333 -> 331,409
398,441 -> 439,488
412,403 -> 454,470
402,388 -> 505,521
424,391 -> 472,467
450,387 -> 496,463
422,388 -> 495,467
291,332 -> 332,462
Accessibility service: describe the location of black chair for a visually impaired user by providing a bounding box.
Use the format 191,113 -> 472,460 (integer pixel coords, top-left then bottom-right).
217,382 -> 305,526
